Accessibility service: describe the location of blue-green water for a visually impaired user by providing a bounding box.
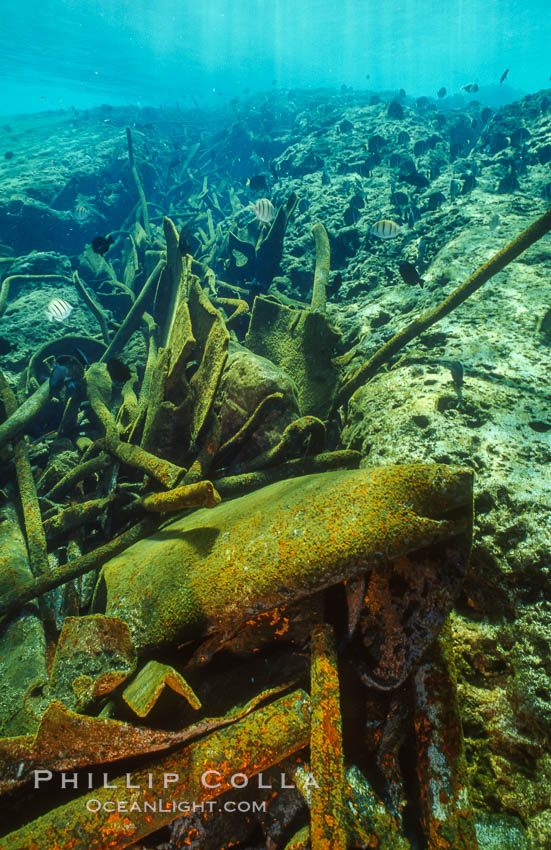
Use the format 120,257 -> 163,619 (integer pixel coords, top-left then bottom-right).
1,0 -> 550,114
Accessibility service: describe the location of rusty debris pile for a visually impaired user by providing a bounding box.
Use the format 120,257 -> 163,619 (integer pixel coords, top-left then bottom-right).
1,125 -> 550,849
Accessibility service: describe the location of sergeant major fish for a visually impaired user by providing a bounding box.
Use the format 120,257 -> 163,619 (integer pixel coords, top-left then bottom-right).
249,198 -> 275,223
46,297 -> 73,322
370,219 -> 403,239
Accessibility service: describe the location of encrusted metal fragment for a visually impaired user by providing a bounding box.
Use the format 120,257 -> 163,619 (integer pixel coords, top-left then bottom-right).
43,494 -> 116,538
49,615 -> 137,712
357,540 -> 472,691
0,684 -> 291,796
122,660 -> 201,717
413,621 -> 479,849
139,480 -> 221,513
245,295 -> 340,418
0,370 -> 49,581
0,379 -> 50,451
213,449 -> 361,498
0,518 -> 159,623
294,764 -> 411,849
309,623 -> 347,849
2,689 -> 310,849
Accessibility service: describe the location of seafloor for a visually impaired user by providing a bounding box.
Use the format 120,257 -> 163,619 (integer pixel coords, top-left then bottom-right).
0,86 -> 550,849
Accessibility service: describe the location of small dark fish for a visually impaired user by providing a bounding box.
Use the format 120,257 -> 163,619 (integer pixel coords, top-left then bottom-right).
401,172 -> 429,188
437,87 -> 447,98
415,96 -> 429,110
404,204 -> 421,226
49,364 -> 68,396
538,144 -> 551,165
448,360 -> 464,392
360,156 -> 376,177
510,127 -> 530,145
499,68 -> 510,84
91,234 -> 114,256
398,261 -> 424,288
461,174 -> 477,194
178,226 -> 191,256
390,190 -> 409,207
4,151 -> 14,159
247,174 -> 268,192
449,178 -> 461,198
488,132 -> 509,154
449,142 -> 464,160
480,106 -> 492,123
368,134 -> 386,153
249,277 -> 265,298
327,271 -> 343,299
387,100 -> 404,120
462,83 -> 479,93
349,193 -> 365,211
427,191 -> 446,210
397,130 -> 410,145
106,357 -> 131,383
0,337 -> 12,355
497,171 -> 519,194
413,140 -> 428,156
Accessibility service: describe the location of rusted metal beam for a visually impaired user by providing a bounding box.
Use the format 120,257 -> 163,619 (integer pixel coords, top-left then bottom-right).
1,689 -> 310,849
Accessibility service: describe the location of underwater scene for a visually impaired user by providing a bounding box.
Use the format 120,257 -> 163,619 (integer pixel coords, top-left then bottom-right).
0,1 -> 551,848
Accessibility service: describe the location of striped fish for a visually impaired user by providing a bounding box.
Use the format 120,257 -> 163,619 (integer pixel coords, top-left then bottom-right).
370,219 -> 403,239
73,203 -> 90,222
249,197 -> 275,223
46,297 -> 73,322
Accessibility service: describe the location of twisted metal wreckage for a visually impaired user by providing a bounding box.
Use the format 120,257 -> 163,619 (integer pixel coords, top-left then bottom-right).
0,131 -> 550,848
